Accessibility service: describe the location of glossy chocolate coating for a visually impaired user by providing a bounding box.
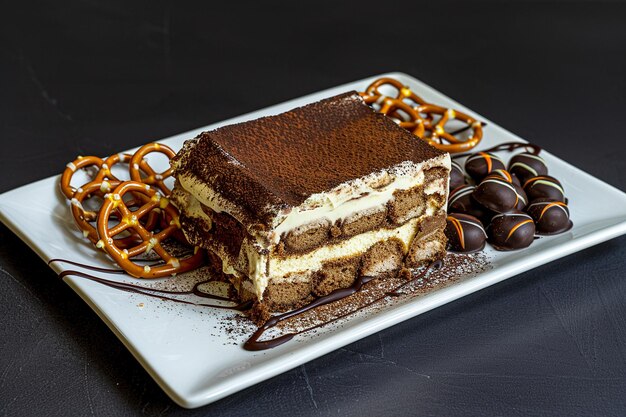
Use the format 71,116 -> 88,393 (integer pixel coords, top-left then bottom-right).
464,152 -> 505,182
448,185 -> 491,223
523,175 -> 565,202
445,213 -> 487,253
489,169 -> 521,186
509,152 -> 548,183
487,211 -> 536,251
449,160 -> 466,190
473,176 -> 519,213
513,183 -> 528,210
526,198 -> 572,234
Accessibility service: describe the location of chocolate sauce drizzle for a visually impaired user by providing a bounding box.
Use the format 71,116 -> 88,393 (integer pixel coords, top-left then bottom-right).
48,258 -> 125,274
243,259 -> 444,351
448,121 -> 487,136
49,258 -> 444,351
48,259 -> 251,311
451,141 -> 542,160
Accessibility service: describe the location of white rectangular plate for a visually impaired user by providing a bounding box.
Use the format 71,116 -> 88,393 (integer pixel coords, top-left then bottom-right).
2,72 -> 626,409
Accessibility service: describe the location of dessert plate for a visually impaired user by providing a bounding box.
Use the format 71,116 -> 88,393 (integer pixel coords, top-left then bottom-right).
2,72 -> 626,409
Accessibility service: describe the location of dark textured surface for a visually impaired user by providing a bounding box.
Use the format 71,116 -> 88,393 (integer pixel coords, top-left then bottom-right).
1,0 -> 626,416
174,92 -> 443,226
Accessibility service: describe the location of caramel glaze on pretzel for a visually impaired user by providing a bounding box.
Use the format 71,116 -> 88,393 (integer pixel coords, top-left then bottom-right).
71,180 -> 161,248
60,155 -> 105,200
61,153 -> 149,200
361,95 -> 425,137
61,142 -> 205,278
364,77 -> 427,107
96,181 -> 204,278
60,151 -> 156,234
130,143 -> 176,196
419,104 -> 483,153
360,77 -> 484,153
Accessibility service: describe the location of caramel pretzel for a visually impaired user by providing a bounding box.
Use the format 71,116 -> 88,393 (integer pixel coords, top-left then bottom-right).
363,77 -> 427,107
60,156 -> 105,199
419,104 -> 483,153
362,95 -> 425,137
61,153 -> 152,222
71,180 -> 160,248
361,77 -> 484,153
60,153 -> 149,200
96,181 -> 204,278
129,143 -> 176,196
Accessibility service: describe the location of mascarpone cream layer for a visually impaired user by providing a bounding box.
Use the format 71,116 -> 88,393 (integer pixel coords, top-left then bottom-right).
268,214 -> 423,279
176,187 -> 439,300
175,186 -> 442,300
252,208 -> 441,299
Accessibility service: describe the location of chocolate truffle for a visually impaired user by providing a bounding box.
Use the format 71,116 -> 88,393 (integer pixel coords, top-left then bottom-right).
509,152 -> 548,183
448,185 -> 491,223
487,211 -> 536,251
473,176 -> 519,213
513,183 -> 528,211
489,169 -> 521,186
464,152 -> 505,182
526,199 -> 572,234
523,175 -> 565,202
445,213 -> 487,253
449,160 -> 466,190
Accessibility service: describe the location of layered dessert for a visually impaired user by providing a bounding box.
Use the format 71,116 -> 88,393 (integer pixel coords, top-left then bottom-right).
170,92 -> 450,316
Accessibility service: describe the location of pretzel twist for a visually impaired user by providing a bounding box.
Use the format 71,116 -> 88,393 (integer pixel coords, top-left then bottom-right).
71,180 -> 160,248
61,153 -> 151,219
61,153 -> 149,197
363,77 -> 427,107
361,95 -> 426,138
419,104 -> 483,153
96,181 -> 204,278
129,143 -> 176,196
360,77 -> 484,153
61,142 -> 203,278
60,156 -> 105,199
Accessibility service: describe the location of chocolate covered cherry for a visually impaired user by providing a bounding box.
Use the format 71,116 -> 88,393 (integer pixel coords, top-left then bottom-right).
509,152 -> 548,183
473,176 -> 519,213
526,199 -> 572,234
487,211 -> 536,251
464,152 -> 505,182
445,213 -> 487,253
523,175 -> 565,202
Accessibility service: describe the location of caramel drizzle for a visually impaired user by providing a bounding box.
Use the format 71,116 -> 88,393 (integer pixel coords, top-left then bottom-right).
480,152 -> 493,173
523,176 -> 564,195
243,259 -> 444,351
492,169 -> 513,182
505,219 -> 534,242
537,201 -> 568,220
447,216 -> 465,250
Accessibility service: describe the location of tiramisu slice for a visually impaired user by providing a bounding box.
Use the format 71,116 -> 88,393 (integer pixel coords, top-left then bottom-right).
170,92 -> 450,316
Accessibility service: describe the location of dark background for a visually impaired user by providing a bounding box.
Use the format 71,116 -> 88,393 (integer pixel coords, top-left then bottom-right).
1,0 -> 626,416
